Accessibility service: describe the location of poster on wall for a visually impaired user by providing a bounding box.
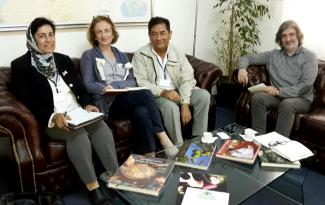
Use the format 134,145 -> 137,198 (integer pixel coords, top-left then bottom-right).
94,0 -> 153,24
0,0 -> 153,31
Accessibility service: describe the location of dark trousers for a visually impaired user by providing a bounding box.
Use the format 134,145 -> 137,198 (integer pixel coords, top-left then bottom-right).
109,90 -> 164,153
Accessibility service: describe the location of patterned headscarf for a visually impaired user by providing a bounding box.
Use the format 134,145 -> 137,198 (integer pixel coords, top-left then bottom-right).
26,24 -> 56,79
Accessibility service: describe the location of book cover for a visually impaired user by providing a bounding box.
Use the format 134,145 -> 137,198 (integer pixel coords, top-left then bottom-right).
177,172 -> 228,205
175,140 -> 217,170
215,139 -> 261,164
258,146 -> 301,169
66,107 -> 104,129
107,154 -> 175,197
253,131 -> 314,161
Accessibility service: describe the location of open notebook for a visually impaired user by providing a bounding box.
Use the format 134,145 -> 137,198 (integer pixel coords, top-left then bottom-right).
253,132 -> 313,162
66,107 -> 104,129
104,87 -> 147,93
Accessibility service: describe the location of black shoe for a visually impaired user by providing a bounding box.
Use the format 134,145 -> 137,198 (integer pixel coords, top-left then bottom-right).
88,187 -> 112,205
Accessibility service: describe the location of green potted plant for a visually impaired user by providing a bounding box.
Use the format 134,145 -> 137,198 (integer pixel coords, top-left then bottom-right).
213,0 -> 271,77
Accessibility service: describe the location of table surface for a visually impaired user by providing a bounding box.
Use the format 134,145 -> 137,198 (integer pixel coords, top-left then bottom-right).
112,130 -> 292,205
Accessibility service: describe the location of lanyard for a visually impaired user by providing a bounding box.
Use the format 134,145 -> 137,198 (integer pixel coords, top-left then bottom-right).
156,56 -> 167,79
49,71 -> 60,93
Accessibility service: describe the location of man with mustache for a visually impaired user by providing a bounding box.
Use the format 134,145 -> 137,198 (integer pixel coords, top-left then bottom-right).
236,20 -> 318,137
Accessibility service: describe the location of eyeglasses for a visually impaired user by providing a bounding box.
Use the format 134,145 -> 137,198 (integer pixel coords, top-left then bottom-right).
268,140 -> 289,148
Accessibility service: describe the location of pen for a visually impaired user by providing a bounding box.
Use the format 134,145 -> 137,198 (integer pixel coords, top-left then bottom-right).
95,82 -> 106,88
64,111 -> 67,117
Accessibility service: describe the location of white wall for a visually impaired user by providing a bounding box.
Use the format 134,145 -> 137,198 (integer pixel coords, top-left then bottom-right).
281,0 -> 325,60
0,0 -> 196,66
0,27 -> 89,66
2,0 -> 322,68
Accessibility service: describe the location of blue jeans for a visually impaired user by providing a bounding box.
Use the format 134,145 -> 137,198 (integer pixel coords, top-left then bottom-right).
109,90 -> 164,153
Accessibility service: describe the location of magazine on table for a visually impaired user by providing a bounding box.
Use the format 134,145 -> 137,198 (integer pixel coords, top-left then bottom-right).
176,172 -> 228,205
65,107 -> 104,129
105,154 -> 175,197
174,139 -> 217,170
215,139 -> 261,164
252,131 -> 313,162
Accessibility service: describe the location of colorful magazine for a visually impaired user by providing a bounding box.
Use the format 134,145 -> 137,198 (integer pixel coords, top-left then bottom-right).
215,139 -> 261,164
106,154 -> 175,197
175,140 -> 217,170
176,172 -> 228,205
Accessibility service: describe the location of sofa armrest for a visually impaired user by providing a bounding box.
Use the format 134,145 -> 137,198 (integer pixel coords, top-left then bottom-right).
232,65 -> 270,87
0,96 -> 47,191
186,55 -> 223,93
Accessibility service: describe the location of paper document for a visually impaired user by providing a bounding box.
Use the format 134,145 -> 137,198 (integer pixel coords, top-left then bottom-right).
104,87 -> 147,93
66,107 -> 104,129
248,83 -> 267,93
181,187 -> 229,205
253,131 -> 313,162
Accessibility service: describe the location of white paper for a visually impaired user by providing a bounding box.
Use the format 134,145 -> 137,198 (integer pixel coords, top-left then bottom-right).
181,187 -> 229,205
248,83 -> 267,93
216,132 -> 231,139
253,132 -> 314,161
67,107 -> 104,126
105,87 -> 147,93
127,87 -> 147,91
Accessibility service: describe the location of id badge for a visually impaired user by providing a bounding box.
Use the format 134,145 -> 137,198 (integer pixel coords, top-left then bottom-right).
158,79 -> 171,87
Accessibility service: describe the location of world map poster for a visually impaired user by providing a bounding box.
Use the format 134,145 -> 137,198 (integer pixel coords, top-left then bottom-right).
0,0 -> 152,30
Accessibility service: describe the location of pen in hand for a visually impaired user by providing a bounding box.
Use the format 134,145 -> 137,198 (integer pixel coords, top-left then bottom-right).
95,82 -> 106,88
64,111 -> 67,117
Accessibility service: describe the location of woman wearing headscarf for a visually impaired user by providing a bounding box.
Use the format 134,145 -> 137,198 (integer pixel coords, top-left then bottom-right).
10,17 -> 117,205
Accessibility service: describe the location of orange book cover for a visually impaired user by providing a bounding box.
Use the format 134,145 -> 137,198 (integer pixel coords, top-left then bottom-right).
215,139 -> 261,164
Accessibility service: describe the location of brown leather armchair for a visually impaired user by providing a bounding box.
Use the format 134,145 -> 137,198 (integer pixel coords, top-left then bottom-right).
0,53 -> 222,193
232,61 -> 325,173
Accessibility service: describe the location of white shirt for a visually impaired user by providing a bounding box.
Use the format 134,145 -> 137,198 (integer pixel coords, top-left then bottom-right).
152,47 -> 176,90
47,72 -> 80,127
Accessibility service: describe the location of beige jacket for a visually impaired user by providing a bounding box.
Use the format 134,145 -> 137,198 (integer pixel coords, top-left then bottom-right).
132,43 -> 196,104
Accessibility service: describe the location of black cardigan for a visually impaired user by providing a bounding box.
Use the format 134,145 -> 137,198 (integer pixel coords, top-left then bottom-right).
10,51 -> 92,130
